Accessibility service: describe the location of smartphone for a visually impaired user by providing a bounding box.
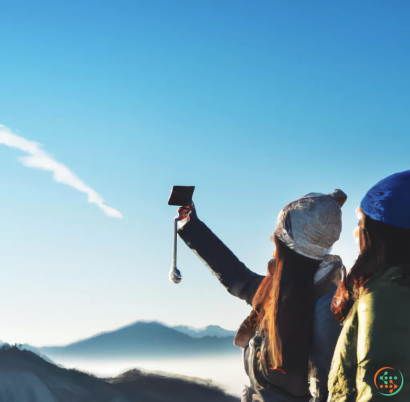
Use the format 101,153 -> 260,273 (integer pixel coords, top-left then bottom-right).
168,186 -> 195,206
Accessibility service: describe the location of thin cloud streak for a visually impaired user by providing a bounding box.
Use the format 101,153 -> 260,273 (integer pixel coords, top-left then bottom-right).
0,124 -> 123,219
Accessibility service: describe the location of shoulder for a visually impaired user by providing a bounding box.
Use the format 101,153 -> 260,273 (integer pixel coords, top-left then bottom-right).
359,271 -> 410,310
314,254 -> 344,300
356,283 -> 410,341
357,266 -> 410,309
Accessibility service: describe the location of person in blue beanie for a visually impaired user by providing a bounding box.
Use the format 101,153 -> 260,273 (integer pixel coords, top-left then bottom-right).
329,170 -> 410,401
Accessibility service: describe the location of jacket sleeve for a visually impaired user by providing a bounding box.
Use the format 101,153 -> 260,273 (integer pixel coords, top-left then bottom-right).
355,288 -> 410,401
327,303 -> 359,401
178,219 -> 264,305
310,289 -> 342,401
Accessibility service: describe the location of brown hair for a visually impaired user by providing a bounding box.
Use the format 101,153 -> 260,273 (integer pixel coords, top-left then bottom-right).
332,214 -> 410,321
252,236 -> 320,373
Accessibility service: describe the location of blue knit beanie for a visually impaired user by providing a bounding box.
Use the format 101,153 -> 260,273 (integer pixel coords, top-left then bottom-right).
361,170 -> 410,229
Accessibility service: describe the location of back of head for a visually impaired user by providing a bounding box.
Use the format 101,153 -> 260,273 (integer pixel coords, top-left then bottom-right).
332,170 -> 410,321
360,216 -> 410,271
359,169 -> 410,273
275,191 -> 345,260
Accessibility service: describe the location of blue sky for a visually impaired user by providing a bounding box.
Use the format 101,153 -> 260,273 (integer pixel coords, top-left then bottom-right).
1,0 -> 409,345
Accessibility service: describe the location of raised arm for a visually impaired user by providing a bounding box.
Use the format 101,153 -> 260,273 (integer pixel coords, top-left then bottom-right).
177,205 -> 264,305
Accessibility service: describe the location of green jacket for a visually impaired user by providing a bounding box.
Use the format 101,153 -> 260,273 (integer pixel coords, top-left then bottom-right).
328,266 -> 410,401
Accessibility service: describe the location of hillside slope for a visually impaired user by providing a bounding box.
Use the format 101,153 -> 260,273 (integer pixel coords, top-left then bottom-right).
0,347 -> 239,402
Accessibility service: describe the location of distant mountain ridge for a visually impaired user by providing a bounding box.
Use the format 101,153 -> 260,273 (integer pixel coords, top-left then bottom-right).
172,324 -> 236,338
0,346 -> 239,402
41,321 -> 239,359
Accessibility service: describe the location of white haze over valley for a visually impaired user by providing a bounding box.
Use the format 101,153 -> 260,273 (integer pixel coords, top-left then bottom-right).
52,355 -> 248,396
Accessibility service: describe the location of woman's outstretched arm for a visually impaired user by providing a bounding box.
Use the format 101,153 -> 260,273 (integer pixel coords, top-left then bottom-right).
178,216 -> 264,305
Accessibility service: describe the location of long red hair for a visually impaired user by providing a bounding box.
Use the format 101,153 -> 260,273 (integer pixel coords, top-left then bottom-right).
252,236 -> 320,373
332,214 -> 410,321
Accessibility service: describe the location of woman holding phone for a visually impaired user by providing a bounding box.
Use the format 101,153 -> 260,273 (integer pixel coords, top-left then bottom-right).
176,189 -> 347,402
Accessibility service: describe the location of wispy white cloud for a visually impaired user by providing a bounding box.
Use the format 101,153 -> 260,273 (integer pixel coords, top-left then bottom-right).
0,124 -> 123,219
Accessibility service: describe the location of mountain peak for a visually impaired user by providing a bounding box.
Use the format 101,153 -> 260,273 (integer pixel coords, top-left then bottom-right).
41,321 -> 238,359
172,324 -> 236,338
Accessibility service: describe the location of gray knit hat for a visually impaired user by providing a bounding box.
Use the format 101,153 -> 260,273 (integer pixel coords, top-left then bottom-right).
274,190 -> 346,260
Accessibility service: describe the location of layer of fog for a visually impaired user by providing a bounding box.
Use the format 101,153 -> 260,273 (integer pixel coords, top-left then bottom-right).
52,355 -> 249,396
